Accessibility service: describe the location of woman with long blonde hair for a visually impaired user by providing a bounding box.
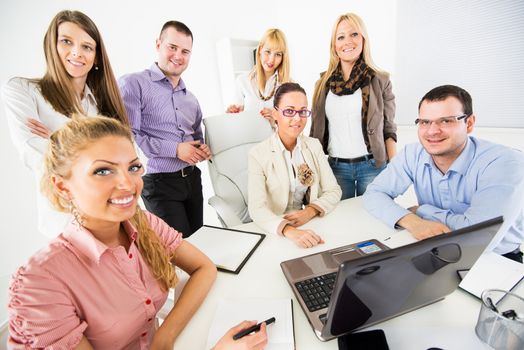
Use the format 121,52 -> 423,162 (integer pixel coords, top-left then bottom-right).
310,13 -> 397,199
2,10 -> 128,237
7,115 -> 267,349
227,28 -> 291,126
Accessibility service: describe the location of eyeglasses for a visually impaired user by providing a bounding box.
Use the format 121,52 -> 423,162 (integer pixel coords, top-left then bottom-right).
275,107 -> 312,118
415,114 -> 468,128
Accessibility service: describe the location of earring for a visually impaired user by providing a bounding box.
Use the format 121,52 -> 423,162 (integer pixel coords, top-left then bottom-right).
94,65 -> 99,71
69,200 -> 84,227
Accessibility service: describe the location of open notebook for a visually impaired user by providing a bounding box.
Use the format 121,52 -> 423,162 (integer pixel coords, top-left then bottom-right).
187,225 -> 265,273
459,251 -> 524,302
206,298 -> 295,350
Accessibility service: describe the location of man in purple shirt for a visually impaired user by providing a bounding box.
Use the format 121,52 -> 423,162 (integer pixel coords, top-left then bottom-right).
119,21 -> 211,237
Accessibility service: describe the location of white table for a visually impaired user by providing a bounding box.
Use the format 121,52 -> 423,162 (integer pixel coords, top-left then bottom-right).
174,197 -> 495,349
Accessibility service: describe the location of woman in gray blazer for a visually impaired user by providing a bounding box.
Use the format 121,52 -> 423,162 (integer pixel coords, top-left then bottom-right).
249,83 -> 342,248
310,13 -> 397,199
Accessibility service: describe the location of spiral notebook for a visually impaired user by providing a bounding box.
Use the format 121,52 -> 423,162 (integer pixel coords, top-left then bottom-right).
186,225 -> 265,274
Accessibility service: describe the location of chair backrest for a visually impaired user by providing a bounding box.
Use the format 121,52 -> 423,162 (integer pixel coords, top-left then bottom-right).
204,110 -> 273,224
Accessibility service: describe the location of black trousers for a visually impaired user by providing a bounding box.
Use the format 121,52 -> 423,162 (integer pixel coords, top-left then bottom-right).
141,166 -> 203,238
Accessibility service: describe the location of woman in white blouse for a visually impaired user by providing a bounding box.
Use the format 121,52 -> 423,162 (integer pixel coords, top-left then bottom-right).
226,28 -> 291,127
248,83 -> 342,248
310,13 -> 397,200
2,10 -> 128,238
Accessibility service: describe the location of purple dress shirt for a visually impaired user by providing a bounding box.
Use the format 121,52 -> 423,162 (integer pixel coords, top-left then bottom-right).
119,63 -> 203,173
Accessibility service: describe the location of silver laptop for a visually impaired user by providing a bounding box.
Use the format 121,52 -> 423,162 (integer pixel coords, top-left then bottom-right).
281,217 -> 504,341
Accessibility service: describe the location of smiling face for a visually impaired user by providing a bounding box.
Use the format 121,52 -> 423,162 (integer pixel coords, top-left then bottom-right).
274,91 -> 308,146
334,19 -> 363,66
259,41 -> 283,77
156,27 -> 192,82
55,135 -> 144,232
418,96 -> 475,170
56,21 -> 97,85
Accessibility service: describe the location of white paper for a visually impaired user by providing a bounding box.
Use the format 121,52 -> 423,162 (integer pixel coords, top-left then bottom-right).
187,226 -> 262,271
206,298 -> 294,350
380,229 -> 418,249
459,251 -> 524,301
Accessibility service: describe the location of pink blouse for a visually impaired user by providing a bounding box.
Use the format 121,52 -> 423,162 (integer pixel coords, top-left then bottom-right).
8,211 -> 182,349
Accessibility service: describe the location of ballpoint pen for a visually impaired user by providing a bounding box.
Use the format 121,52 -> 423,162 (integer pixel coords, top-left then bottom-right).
233,317 -> 276,340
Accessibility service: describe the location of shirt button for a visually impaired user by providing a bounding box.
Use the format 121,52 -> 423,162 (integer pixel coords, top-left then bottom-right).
145,299 -> 152,305
128,253 -> 133,259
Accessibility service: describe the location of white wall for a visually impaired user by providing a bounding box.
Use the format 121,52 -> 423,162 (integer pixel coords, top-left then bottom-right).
1,0 -> 522,331
0,0 -> 397,327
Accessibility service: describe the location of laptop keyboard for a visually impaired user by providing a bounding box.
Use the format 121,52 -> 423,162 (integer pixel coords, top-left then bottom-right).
295,272 -> 337,312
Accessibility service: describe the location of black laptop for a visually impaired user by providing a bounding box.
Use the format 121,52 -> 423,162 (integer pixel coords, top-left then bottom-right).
280,216 -> 504,341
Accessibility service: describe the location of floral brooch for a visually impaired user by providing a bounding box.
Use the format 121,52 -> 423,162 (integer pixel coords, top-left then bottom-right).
297,163 -> 314,186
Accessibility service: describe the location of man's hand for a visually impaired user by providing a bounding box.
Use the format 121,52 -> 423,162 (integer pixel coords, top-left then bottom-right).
177,141 -> 212,165
397,213 -> 451,240
27,118 -> 51,139
284,207 -> 318,227
282,226 -> 324,248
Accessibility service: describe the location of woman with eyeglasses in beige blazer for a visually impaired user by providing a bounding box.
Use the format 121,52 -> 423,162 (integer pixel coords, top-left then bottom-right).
248,83 -> 342,248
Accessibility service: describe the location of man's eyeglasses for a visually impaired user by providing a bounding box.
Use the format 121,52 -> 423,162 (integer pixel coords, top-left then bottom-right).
275,107 -> 312,118
415,114 -> 469,128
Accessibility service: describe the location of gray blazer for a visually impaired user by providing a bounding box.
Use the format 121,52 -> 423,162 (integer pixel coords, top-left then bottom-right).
310,71 -> 397,167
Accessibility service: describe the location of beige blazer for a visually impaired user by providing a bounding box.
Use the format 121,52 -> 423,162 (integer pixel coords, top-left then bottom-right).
248,133 -> 342,234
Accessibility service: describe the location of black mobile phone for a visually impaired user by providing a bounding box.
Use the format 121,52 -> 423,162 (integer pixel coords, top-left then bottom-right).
338,329 -> 389,350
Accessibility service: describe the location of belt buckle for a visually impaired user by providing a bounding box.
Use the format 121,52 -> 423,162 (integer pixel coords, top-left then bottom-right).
181,166 -> 192,178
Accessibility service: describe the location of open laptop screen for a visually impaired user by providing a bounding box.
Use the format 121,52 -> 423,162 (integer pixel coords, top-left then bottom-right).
322,216 -> 503,340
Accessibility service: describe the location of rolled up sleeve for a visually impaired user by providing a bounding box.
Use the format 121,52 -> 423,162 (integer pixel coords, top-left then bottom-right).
8,265 -> 87,349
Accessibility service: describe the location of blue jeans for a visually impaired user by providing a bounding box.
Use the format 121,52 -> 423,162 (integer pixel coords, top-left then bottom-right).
329,157 -> 387,200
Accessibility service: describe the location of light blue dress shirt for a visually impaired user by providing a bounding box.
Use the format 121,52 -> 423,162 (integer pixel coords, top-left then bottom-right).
363,136 -> 524,254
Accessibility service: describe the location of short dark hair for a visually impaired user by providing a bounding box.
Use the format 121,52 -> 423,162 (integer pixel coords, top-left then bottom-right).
273,82 -> 307,107
418,85 -> 473,116
159,20 -> 193,42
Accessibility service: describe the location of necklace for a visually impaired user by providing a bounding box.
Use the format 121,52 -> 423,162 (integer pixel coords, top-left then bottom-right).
258,74 -> 279,101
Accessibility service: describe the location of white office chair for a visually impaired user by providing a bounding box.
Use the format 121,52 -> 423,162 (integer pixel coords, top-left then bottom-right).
204,110 -> 273,227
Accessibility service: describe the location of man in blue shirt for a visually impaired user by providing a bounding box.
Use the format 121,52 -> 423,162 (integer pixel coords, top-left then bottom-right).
363,85 -> 524,262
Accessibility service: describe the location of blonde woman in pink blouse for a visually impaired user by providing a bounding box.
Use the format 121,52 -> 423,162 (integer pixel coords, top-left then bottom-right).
7,116 -> 267,349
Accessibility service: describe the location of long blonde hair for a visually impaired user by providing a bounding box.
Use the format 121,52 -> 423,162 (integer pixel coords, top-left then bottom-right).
41,115 -> 177,291
252,28 -> 291,93
37,10 -> 128,126
312,13 -> 386,108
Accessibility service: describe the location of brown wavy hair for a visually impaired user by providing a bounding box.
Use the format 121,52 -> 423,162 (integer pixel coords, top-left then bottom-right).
41,115 -> 177,291
37,10 -> 128,126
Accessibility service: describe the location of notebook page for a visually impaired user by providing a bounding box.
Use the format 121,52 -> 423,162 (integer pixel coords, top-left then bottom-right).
459,251 -> 524,301
206,298 -> 294,349
187,226 -> 261,271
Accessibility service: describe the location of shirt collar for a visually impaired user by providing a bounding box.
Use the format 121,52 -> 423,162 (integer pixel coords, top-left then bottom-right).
150,63 -> 187,92
276,133 -> 302,154
422,136 -> 474,176
448,137 -> 474,175
63,220 -> 139,264
82,84 -> 96,105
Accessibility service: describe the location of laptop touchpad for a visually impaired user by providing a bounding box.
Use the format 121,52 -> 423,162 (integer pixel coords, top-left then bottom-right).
286,252 -> 339,279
